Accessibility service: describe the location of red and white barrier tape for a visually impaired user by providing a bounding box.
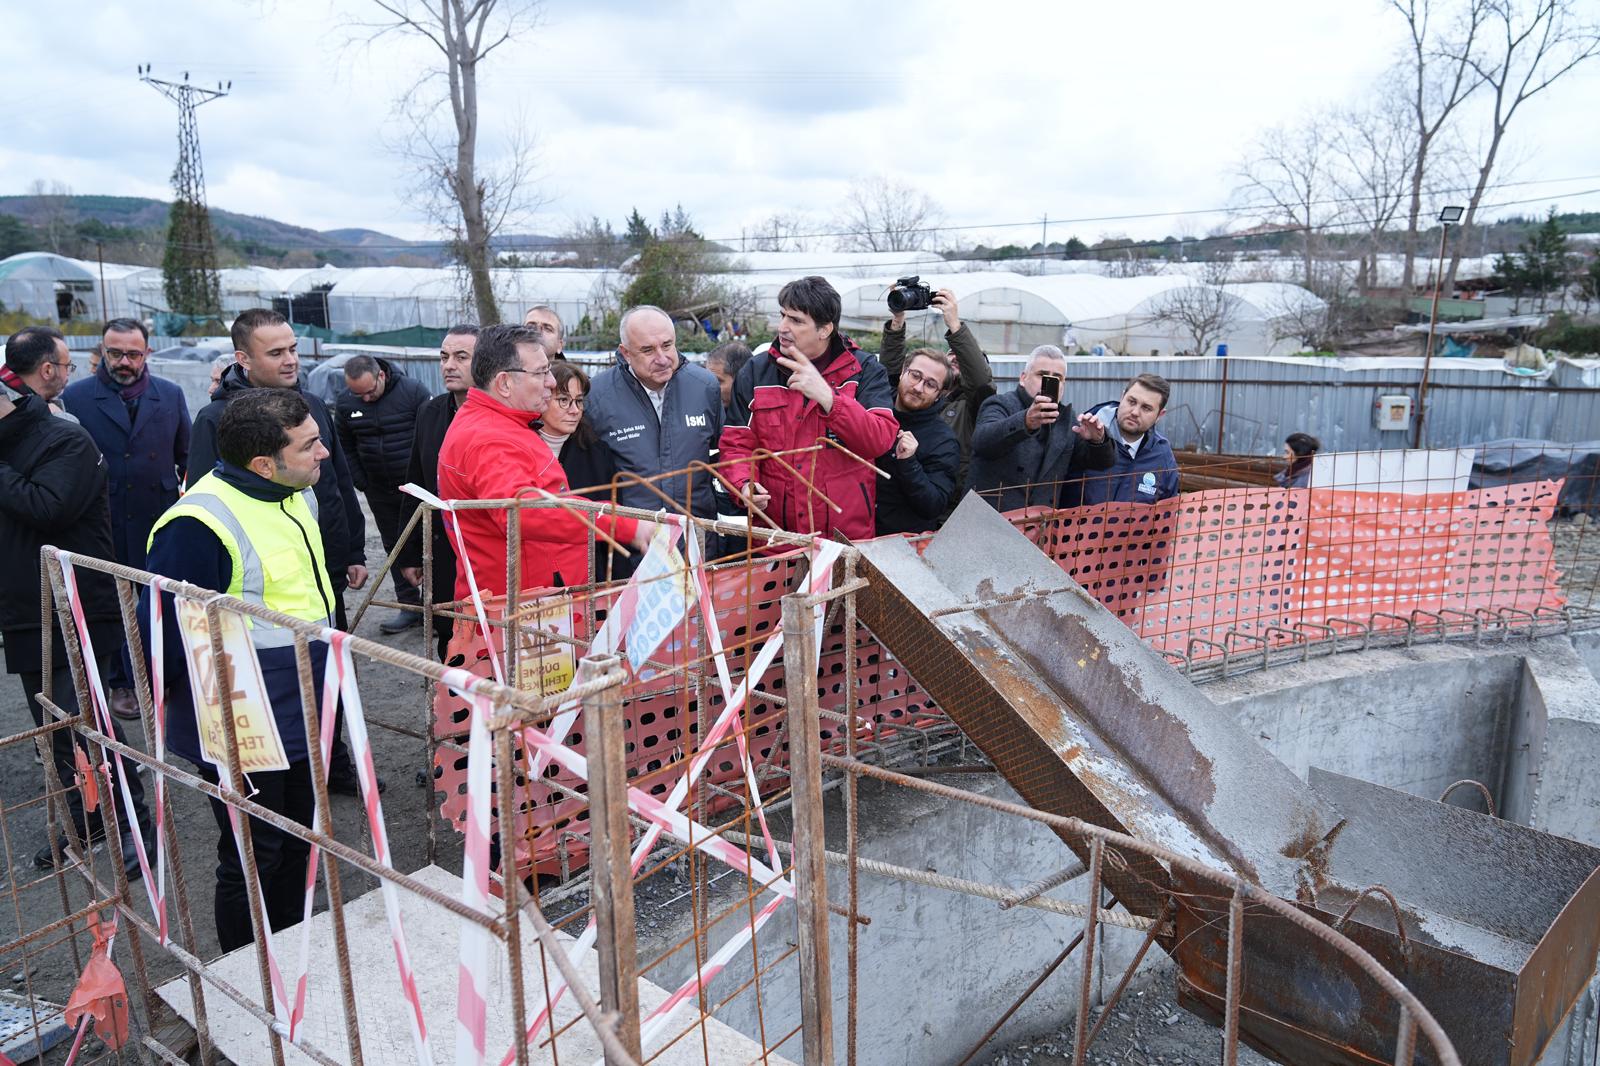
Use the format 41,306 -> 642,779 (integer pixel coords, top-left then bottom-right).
54,554 -> 166,941
321,632 -> 434,1066
503,538 -> 842,1064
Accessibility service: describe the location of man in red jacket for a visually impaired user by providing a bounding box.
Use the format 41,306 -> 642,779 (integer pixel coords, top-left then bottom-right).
721,276 -> 899,540
437,324 -> 654,597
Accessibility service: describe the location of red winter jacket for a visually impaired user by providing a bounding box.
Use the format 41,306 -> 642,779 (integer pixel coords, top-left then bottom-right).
720,339 -> 899,540
437,389 -> 639,598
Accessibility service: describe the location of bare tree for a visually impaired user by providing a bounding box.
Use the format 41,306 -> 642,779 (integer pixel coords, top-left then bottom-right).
1147,261 -> 1240,357
556,215 -> 626,267
1327,90 -> 1419,292
1443,0 -> 1600,290
27,179 -> 74,254
831,175 -> 944,253
1389,0 -> 1489,290
747,212 -> 817,252
1235,116 -> 1339,292
356,0 -> 542,326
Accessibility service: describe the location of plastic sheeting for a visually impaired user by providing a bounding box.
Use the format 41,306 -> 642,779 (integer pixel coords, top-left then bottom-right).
1473,438 -> 1600,516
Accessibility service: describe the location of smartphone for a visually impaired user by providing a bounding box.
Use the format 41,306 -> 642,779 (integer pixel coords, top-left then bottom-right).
1039,373 -> 1062,403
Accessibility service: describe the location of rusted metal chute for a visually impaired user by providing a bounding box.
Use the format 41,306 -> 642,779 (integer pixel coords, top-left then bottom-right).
855,495 -> 1600,1065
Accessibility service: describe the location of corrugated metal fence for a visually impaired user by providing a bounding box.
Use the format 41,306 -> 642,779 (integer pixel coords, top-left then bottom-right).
64,334 -> 1600,454
991,354 -> 1600,455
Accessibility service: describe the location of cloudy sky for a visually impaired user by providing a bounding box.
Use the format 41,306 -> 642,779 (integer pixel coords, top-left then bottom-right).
7,0 -> 1599,252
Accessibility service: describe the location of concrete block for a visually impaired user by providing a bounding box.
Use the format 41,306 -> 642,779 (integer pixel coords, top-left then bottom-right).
1518,640 -> 1600,847
156,864 -> 793,1066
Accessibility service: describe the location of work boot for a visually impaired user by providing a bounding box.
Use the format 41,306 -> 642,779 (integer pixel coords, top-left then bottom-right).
109,688 -> 141,722
34,829 -> 154,881
327,763 -> 387,796
379,609 -> 422,635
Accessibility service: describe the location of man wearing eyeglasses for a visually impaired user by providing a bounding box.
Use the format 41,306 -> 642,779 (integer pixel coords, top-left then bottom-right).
879,289 -> 995,516
63,319 -> 192,571
437,324 -> 655,598
1,325 -> 79,421
873,348 -> 961,536
62,319 -> 193,718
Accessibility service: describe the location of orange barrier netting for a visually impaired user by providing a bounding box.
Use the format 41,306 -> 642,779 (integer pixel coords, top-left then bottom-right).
430,548 -> 943,874
427,478 -> 1573,872
1026,480 -> 1567,658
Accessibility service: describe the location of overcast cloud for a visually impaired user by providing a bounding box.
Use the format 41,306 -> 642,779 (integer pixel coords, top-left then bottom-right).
5,0 -> 1598,251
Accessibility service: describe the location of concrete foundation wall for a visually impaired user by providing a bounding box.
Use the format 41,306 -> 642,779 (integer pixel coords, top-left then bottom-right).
1205,644 -> 1523,811
631,633 -> 1600,1064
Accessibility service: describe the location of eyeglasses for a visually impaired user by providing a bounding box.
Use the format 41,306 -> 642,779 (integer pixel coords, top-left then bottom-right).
502,365 -> 554,378
50,360 -> 75,374
902,367 -> 944,393
552,394 -> 585,410
103,348 -> 147,362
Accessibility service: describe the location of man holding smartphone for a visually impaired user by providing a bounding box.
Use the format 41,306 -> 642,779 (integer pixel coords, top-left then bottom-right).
970,344 -> 1113,512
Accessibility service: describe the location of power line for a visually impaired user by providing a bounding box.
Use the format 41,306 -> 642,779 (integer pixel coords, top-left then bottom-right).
145,169 -> 1600,257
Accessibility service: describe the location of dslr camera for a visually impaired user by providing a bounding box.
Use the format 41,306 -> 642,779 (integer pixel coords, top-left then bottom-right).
887,276 -> 934,313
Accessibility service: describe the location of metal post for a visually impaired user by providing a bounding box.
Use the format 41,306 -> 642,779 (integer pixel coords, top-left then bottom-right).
782,594 -> 834,1066
1414,221 -> 1452,450
95,242 -> 108,321
1215,351 -> 1230,455
580,654 -> 642,1063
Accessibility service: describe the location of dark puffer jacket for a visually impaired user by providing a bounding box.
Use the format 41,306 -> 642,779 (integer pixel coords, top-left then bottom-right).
188,364 -> 366,589
0,395 -> 121,675
334,358 -> 432,489
970,386 -> 1115,512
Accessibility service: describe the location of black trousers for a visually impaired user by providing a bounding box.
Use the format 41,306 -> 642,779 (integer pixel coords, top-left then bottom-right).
18,656 -> 152,843
197,759 -> 315,953
365,483 -> 421,606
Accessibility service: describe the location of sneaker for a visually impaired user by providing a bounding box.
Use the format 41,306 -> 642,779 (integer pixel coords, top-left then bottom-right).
379,610 -> 423,635
110,688 -> 142,722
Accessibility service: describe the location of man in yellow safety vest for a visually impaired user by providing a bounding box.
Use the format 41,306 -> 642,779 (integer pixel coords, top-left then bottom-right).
140,388 -> 337,951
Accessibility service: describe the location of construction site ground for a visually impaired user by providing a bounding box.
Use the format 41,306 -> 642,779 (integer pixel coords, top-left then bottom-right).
9,502 -> 1600,1064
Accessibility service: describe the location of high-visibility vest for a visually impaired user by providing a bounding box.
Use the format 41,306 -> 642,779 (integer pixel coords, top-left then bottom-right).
149,470 -> 335,648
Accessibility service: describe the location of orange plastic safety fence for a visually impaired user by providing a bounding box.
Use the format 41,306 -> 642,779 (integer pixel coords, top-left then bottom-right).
1030,481 -> 1566,657
430,549 -> 940,874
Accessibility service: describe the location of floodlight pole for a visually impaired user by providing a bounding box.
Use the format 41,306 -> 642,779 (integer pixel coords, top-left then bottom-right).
1414,210 -> 1460,450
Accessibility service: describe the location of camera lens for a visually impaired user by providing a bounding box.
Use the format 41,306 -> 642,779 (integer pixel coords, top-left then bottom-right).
887,288 -> 911,313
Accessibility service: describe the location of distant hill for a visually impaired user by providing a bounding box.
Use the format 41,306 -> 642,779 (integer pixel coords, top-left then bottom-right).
0,194 -> 557,269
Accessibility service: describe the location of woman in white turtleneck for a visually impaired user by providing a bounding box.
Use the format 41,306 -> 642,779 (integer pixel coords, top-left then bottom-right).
543,361 -> 632,580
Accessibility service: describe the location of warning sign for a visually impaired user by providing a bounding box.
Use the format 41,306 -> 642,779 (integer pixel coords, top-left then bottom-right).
175,598 -> 290,773
515,595 -> 576,698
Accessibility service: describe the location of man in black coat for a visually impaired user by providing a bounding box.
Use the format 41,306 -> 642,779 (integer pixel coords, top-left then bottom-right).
875,348 -> 961,536
879,288 -> 995,513
188,310 -> 368,612
971,344 -> 1114,512
0,383 -> 154,873
398,326 -> 476,659
63,318 -> 192,720
186,308 -> 370,792
335,355 -> 431,634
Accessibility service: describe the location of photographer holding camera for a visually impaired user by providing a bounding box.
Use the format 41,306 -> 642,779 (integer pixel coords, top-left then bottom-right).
970,344 -> 1112,512
879,279 -> 994,513
874,347 -> 960,536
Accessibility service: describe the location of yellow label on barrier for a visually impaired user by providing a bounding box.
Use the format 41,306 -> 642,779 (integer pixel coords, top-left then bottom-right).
175,598 -> 290,773
516,595 -> 576,698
